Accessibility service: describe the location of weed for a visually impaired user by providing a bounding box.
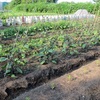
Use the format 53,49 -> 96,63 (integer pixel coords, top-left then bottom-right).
25,97 -> 30,100
50,83 -> 56,90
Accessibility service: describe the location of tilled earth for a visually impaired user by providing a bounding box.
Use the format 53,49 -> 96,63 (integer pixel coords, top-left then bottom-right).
0,45 -> 100,100
14,59 -> 100,100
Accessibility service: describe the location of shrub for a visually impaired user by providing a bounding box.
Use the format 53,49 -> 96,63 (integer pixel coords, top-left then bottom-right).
10,2 -> 100,14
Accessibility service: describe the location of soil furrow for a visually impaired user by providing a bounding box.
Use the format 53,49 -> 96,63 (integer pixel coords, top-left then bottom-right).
0,46 -> 100,100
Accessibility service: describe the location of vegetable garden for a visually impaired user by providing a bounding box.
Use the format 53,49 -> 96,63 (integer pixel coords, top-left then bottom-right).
0,1 -> 100,100
0,18 -> 100,76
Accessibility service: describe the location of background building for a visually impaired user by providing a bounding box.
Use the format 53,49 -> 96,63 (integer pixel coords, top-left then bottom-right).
0,2 -> 9,10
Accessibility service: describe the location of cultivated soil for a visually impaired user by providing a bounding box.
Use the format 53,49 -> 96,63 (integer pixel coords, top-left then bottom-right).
0,46 -> 100,100
0,27 -> 100,100
14,59 -> 100,100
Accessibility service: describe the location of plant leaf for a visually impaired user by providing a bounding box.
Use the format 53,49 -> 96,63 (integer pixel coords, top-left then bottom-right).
82,44 -> 86,49
6,62 -> 12,69
16,67 -> 23,74
40,60 -> 45,65
0,57 -> 8,62
5,69 -> 11,74
11,74 -> 16,78
48,49 -> 54,53
0,45 -> 2,52
52,60 -> 57,64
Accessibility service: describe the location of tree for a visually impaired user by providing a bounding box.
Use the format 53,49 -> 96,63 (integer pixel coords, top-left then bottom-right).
47,0 -> 54,2
10,0 -> 55,5
11,0 -> 21,5
93,0 -> 100,2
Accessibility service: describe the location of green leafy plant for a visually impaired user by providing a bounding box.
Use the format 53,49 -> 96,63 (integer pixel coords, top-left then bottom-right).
37,37 -> 58,64
25,97 -> 31,100
0,30 -> 31,76
67,74 -> 72,81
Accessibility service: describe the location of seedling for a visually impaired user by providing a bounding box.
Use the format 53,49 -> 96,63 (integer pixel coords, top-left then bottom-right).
25,97 -> 30,100
50,83 -> 56,90
67,74 -> 72,81
11,74 -> 16,78
96,60 -> 100,67
83,68 -> 89,74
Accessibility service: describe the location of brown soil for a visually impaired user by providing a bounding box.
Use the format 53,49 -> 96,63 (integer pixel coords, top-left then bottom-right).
0,46 -> 100,100
14,59 -> 100,100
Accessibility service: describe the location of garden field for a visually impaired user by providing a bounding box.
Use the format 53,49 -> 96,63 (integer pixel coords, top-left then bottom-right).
0,17 -> 100,99
0,1 -> 100,100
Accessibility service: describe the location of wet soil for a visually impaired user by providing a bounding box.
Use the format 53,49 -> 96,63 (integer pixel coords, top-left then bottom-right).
14,59 -> 100,100
0,46 -> 100,100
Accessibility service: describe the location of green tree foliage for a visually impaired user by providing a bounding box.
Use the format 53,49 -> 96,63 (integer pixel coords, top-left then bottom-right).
21,0 -> 33,4
6,0 -> 55,9
12,0 -> 21,5
11,0 -> 54,4
47,0 -> 55,2
93,0 -> 100,2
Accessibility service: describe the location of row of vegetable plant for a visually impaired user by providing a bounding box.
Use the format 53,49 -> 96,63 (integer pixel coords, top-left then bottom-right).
0,19 -> 94,39
0,19 -> 100,77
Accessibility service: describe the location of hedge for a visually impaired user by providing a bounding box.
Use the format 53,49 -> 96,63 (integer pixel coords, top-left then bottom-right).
11,2 -> 100,14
